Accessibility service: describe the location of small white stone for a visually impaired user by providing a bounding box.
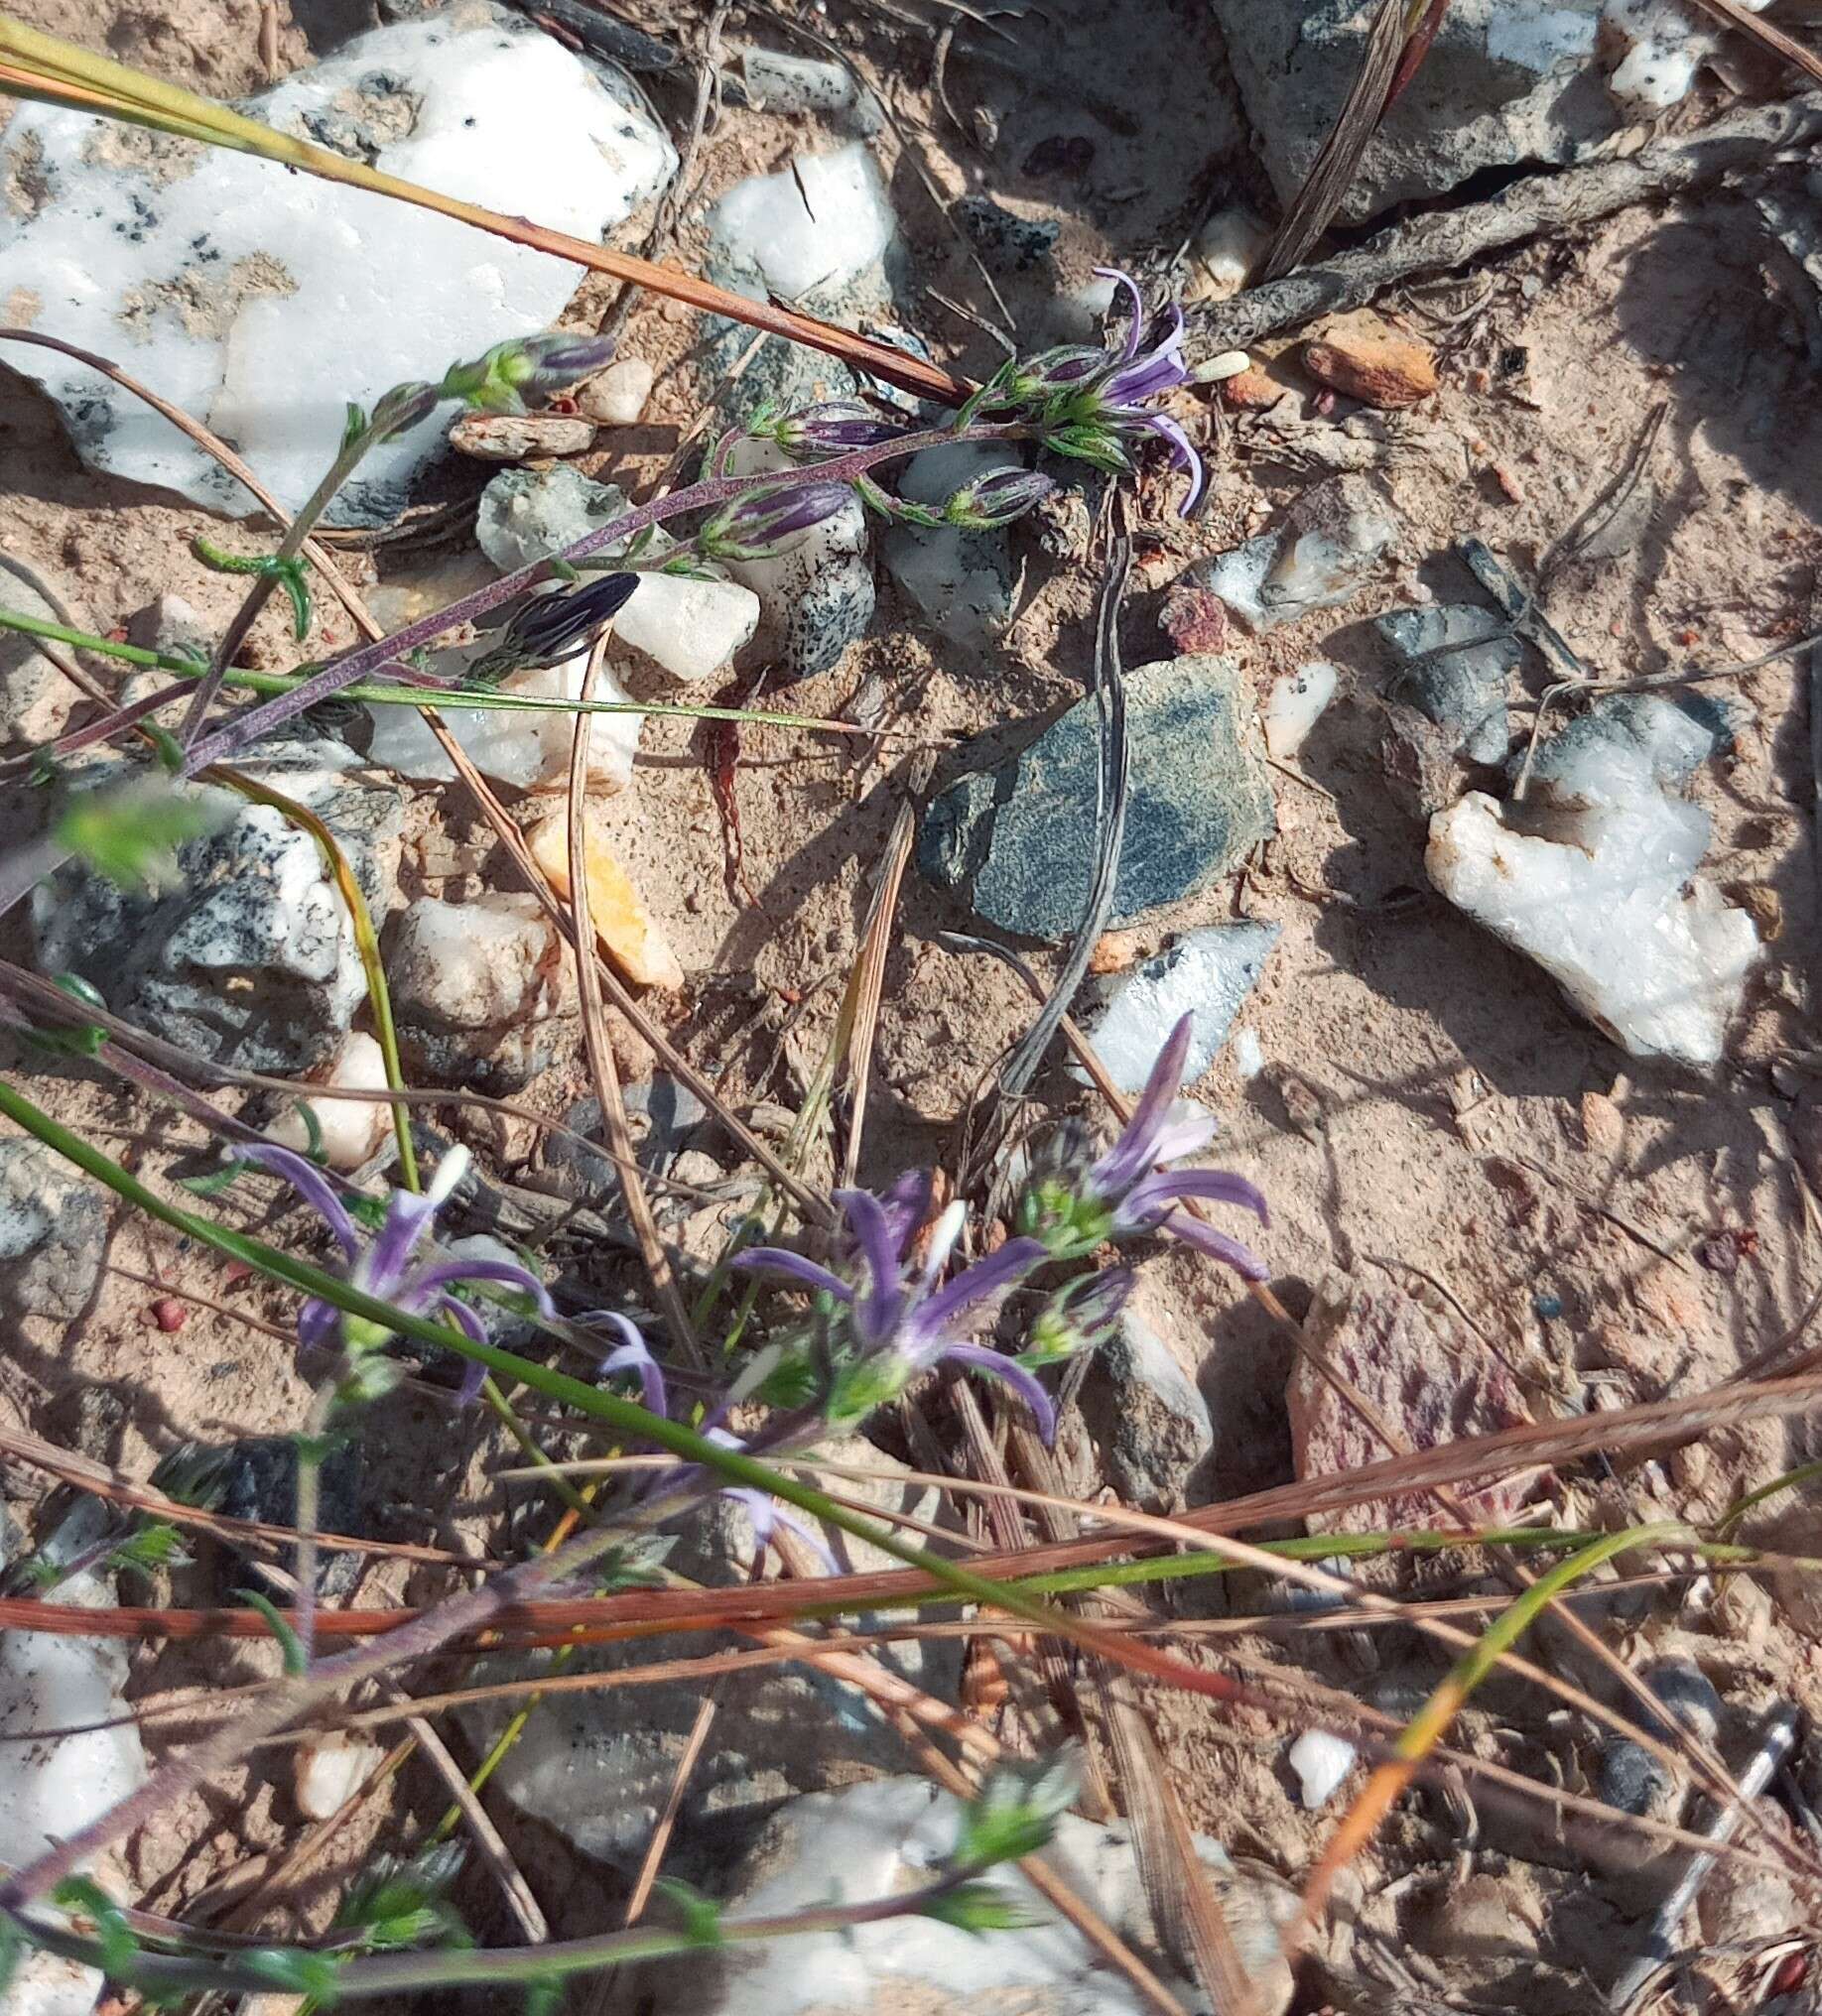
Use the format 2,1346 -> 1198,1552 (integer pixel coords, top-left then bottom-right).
707,141 -> 895,303
580,356 -> 656,426
0,1566 -> 147,2016
0,7 -> 676,519
1602,0 -> 1769,108
295,1733 -> 387,1821
1232,1027 -> 1265,1080
1426,770 -> 1757,1066
1086,923 -> 1281,1095
265,1030 -> 392,1171
1192,349 -> 1253,385
1289,1730 -> 1357,1809
1191,207 -> 1266,301
1262,660 -> 1339,759
614,571 -> 760,686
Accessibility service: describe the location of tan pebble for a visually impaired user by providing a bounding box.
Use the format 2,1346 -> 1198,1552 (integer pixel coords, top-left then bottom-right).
1089,930 -> 1143,975
579,356 -> 656,426
1222,366 -> 1286,410
1578,1089 -> 1626,1158
1668,1440 -> 1713,1501
1729,881 -> 1783,942
1303,317 -> 1438,409
524,810 -> 685,990
449,411 -> 595,460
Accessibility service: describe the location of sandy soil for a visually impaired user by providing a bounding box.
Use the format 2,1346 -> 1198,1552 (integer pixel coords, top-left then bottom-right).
4,0 -> 1822,2007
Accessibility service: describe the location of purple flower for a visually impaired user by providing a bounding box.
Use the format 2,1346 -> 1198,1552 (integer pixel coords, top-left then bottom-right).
237,1142 -> 553,1399
705,1428 -> 839,1574
1092,267 -> 1203,516
735,1188 -> 1058,1440
1084,1014 -> 1268,1279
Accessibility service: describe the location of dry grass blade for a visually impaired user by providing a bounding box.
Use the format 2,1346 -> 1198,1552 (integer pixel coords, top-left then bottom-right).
1681,0 -> 1822,84
568,633 -> 703,1363
1254,0 -> 1428,284
840,794 -> 919,1190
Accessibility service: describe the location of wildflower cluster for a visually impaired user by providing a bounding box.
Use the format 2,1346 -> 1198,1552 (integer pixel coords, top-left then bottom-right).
469,269 -> 1203,676
958,267 -> 1203,513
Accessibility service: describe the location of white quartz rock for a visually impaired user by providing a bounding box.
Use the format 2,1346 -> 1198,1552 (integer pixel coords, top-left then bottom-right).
265,1029 -> 392,1170
0,1568 -> 148,2016
707,141 -> 896,304
688,1777 -> 1296,2016
1603,0 -> 1771,109
389,891 -> 578,1089
1262,660 -> 1339,759
296,1733 -> 388,1820
0,5 -> 675,520
365,648 -> 643,793
1086,923 -> 1282,1095
1288,1730 -> 1357,1809
1198,476 -> 1398,633
881,441 -> 1017,652
1426,778 -> 1758,1065
1191,206 -> 1267,301
614,571 -> 760,686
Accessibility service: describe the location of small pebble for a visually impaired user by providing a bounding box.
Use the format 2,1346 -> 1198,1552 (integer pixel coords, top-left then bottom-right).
1288,1729 -> 1356,1808
1303,317 -> 1438,409
449,411 -> 596,460
526,809 -> 685,990
1232,1028 -> 1265,1080
265,1030 -> 394,1171
148,1296 -> 188,1333
295,1734 -> 387,1820
579,356 -> 655,426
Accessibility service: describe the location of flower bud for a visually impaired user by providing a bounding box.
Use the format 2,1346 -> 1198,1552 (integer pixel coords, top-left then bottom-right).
440,331 -> 617,414
771,400 -> 910,456
697,480 -> 854,561
368,380 -> 440,441
941,465 -> 1056,530
500,571 -> 639,668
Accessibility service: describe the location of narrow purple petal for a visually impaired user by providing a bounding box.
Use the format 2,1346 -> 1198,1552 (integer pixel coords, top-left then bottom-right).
876,1169 -> 936,1260
1104,351 -> 1185,408
719,1487 -> 840,1575
434,1293 -> 490,1347
358,1191 -> 439,1298
402,1257 -> 556,1316
941,1343 -> 1058,1446
1148,1106 -> 1220,1166
1157,1209 -> 1269,1282
1118,1168 -> 1270,1227
914,1236 -> 1047,1348
1092,1014 -> 1194,1197
1136,413 -> 1206,517
836,1188 -> 906,1351
731,1247 -> 853,1302
597,1322 -> 669,1421
1094,265 -> 1145,365
235,1143 -> 360,1259
455,1356 -> 488,1408
298,1297 -> 340,1353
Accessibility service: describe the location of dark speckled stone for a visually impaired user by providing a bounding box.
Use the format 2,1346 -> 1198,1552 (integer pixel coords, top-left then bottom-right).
918,655 -> 1275,941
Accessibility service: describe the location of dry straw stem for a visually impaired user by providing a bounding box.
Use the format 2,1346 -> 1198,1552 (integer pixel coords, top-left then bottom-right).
0,15 -> 969,407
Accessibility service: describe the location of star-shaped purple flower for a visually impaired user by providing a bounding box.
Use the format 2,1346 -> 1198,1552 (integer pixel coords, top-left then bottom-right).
1084,1013 -> 1269,1280
239,1141 -> 552,1402
735,1186 -> 1058,1440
